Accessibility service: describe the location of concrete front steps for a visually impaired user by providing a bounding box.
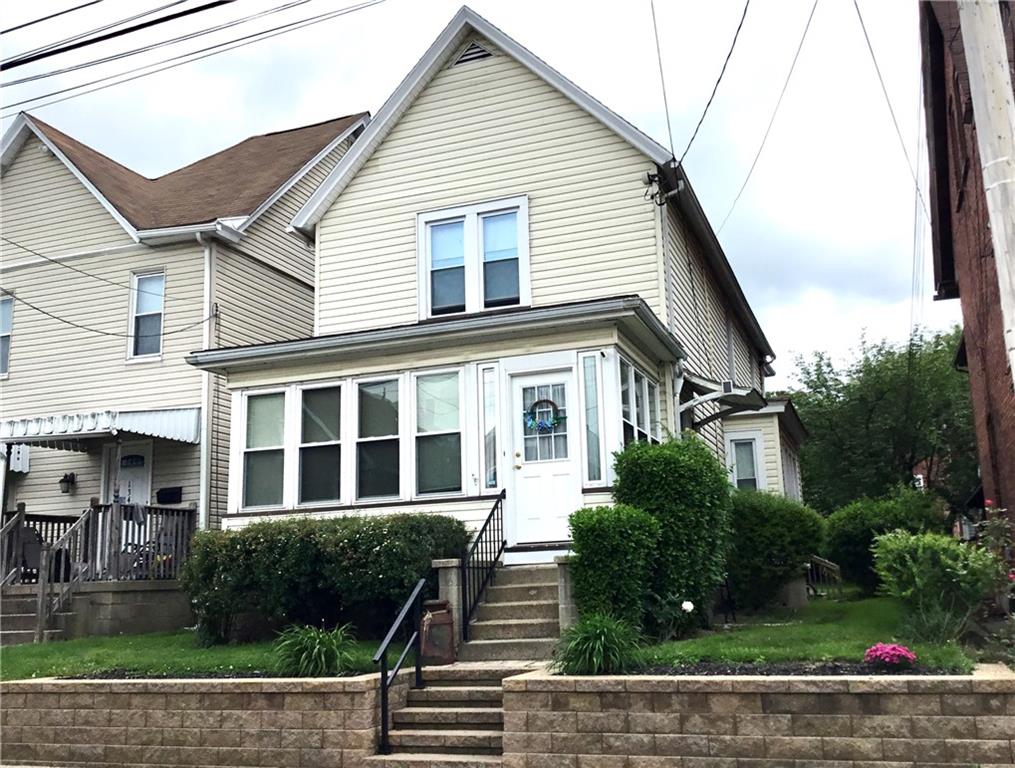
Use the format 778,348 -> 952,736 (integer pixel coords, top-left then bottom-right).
457,564 -> 560,662
0,589 -> 67,646
363,663 -> 536,768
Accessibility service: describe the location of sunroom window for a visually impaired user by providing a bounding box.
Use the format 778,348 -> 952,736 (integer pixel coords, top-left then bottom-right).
357,380 -> 400,499
419,197 -> 529,318
299,386 -> 341,503
243,393 -> 285,507
619,358 -> 660,446
415,372 -> 462,494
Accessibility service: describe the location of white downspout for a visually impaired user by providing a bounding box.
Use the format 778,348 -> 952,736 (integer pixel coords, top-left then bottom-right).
197,234 -> 214,530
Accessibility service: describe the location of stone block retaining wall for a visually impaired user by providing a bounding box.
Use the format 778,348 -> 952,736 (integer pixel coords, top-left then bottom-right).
501,668 -> 1015,767
0,674 -> 408,768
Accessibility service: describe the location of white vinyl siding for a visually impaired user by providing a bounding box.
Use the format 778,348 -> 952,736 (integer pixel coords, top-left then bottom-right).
240,136 -> 355,285
0,243 -> 205,418
316,40 -> 661,334
0,136 -> 134,259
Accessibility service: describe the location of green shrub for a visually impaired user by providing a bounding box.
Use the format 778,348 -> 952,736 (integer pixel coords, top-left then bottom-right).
825,487 -> 946,594
727,491 -> 826,611
613,436 -> 732,636
872,530 -> 1001,642
274,623 -> 357,677
552,614 -> 641,675
182,514 -> 469,644
569,505 -> 659,628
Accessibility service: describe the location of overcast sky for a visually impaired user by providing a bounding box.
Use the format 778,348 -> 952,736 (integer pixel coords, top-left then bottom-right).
0,0 -> 961,389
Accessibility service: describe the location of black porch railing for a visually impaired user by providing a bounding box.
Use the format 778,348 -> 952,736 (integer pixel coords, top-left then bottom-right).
373,577 -> 425,755
460,489 -> 506,642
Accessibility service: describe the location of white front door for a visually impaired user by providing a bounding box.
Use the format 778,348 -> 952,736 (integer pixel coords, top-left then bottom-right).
509,371 -> 582,545
102,441 -> 152,504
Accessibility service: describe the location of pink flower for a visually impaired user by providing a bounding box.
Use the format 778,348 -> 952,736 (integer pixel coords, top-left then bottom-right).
985,498 -> 996,507
1008,570 -> 1015,583
864,643 -> 917,668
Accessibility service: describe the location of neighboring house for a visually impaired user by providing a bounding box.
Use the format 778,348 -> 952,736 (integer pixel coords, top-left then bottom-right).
920,1 -> 1015,511
724,398 -> 806,501
188,7 -> 776,561
0,111 -> 368,529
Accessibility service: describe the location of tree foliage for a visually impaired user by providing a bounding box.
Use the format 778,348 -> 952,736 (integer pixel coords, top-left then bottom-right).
790,327 -> 977,513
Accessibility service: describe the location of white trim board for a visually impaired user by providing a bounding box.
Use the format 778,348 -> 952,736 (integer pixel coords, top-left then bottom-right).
290,5 -> 672,238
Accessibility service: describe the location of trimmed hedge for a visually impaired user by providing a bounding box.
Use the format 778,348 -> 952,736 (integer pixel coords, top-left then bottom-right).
727,491 -> 826,611
613,436 -> 732,636
826,487 -> 947,594
182,514 -> 469,644
569,504 -> 660,628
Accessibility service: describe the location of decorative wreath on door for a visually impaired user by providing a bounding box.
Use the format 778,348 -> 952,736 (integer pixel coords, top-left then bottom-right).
524,399 -> 566,433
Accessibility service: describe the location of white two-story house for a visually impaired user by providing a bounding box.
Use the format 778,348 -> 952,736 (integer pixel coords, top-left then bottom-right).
0,111 -> 367,530
187,7 -> 777,558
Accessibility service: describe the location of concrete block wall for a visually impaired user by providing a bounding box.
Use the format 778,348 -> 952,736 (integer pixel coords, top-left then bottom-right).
0,674 -> 407,768
501,669 -> 1015,766
68,581 -> 194,638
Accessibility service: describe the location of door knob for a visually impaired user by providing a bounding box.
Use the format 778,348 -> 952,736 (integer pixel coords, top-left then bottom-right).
514,464 -> 522,470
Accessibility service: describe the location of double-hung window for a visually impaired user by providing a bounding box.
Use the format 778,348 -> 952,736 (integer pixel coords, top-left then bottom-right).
357,379 -> 400,499
0,295 -> 12,375
619,357 -> 661,446
129,271 -> 164,358
299,386 -> 342,503
419,197 -> 529,318
415,371 -> 462,494
243,393 -> 285,507
726,432 -> 762,490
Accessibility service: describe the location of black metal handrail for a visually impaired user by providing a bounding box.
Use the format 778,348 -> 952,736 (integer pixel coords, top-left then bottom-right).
373,577 -> 426,755
460,489 -> 506,642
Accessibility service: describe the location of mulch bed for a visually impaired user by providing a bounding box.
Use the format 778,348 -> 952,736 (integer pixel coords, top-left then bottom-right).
640,661 -> 941,676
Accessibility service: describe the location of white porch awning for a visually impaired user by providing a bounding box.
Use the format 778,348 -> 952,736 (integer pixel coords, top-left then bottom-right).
0,408 -> 201,448
680,372 -> 767,429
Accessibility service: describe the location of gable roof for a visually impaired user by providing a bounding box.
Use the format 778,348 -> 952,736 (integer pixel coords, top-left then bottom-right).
0,111 -> 368,239
290,5 -> 774,362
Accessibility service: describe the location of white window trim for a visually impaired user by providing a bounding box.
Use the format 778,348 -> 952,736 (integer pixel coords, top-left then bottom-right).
577,351 -> 607,487
416,195 -> 531,320
724,429 -> 766,491
126,268 -> 165,362
410,367 -> 467,499
0,294 -> 12,379
296,382 -> 344,508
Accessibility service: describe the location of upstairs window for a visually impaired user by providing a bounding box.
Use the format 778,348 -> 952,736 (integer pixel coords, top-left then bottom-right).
0,295 -> 12,376
129,271 -> 164,358
419,197 -> 529,318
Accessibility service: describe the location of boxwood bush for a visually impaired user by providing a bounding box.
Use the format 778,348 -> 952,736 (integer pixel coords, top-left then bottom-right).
613,436 -> 732,637
727,491 -> 826,611
826,487 -> 947,594
569,504 -> 660,628
182,514 -> 469,644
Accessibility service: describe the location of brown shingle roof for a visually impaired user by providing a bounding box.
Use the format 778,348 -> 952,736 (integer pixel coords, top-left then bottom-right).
26,112 -> 367,230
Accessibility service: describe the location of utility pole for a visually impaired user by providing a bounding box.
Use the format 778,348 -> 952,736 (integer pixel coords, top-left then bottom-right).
957,0 -> 1015,391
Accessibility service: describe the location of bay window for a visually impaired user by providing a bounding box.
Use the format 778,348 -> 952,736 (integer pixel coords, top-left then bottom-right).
357,379 -> 400,499
580,353 -> 604,484
243,392 -> 285,507
415,371 -> 462,494
419,196 -> 529,318
299,386 -> 341,503
619,357 -> 661,446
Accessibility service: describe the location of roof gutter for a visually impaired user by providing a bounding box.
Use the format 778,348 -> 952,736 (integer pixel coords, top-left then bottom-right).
137,219 -> 243,245
188,296 -> 685,375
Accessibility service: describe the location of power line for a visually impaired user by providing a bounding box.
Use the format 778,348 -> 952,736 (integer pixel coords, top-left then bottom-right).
4,0 -> 317,88
675,0 -> 750,169
1,0 -> 384,116
1,1 -> 104,36
1,0 -> 238,71
3,1 -> 188,65
852,0 -> 930,217
0,288 -> 215,339
649,0 -> 675,159
0,236 -> 202,306
717,0 -> 819,234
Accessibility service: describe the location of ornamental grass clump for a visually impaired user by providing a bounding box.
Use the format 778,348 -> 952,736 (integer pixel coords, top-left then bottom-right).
274,623 -> 357,677
553,613 -> 641,675
864,642 -> 917,670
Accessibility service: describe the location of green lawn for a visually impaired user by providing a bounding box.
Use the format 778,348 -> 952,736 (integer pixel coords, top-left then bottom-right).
0,631 -> 399,681
637,597 -> 975,672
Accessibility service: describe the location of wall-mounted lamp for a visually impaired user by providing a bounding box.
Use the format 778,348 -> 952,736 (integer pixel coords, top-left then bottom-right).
58,472 -> 76,494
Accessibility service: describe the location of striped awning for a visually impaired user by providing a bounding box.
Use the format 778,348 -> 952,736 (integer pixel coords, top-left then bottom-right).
0,408 -> 201,447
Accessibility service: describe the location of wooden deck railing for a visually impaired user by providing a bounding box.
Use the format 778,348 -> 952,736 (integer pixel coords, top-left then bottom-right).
2,499 -> 197,642
806,555 -> 843,599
